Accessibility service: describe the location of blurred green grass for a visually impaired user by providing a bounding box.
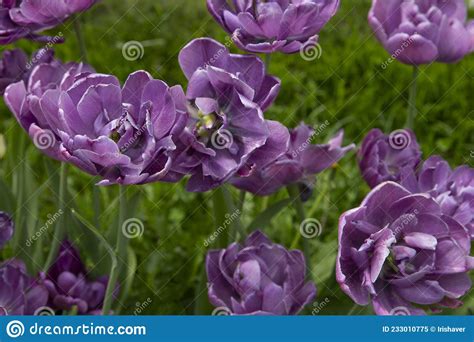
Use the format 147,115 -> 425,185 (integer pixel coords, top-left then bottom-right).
0,0 -> 473,315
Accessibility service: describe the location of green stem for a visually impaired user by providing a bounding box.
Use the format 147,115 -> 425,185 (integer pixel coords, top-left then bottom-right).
73,17 -> 88,63
221,186 -> 245,240
12,132 -> 26,250
264,54 -> 271,70
287,185 -> 311,269
102,186 -> 128,315
43,163 -> 68,270
406,66 -> 419,129
71,209 -> 118,315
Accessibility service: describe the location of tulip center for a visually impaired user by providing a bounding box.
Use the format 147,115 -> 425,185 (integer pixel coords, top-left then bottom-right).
188,104 -> 226,147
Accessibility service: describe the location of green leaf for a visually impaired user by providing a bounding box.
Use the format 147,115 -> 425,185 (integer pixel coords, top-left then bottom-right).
247,198 -> 292,231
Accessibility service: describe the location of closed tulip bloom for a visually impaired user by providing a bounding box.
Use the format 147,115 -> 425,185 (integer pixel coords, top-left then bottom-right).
401,156 -> 474,239
369,0 -> 474,65
232,123 -> 354,196
0,259 -> 48,315
337,182 -> 474,315
42,241 -> 111,315
206,230 -> 316,315
176,38 -> 281,192
0,0 -> 96,44
0,48 -> 54,95
0,212 -> 13,249
358,128 -> 422,189
207,0 -> 340,53
5,68 -> 188,185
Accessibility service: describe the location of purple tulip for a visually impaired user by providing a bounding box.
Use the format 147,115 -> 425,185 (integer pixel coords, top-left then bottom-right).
232,123 -> 354,196
0,212 -> 13,249
206,230 -> 316,315
337,181 -> 474,315
369,0 -> 474,65
41,240 -> 111,315
358,128 -> 422,189
1,0 -> 96,44
401,156 -> 474,239
0,48 -> 54,95
207,0 -> 340,54
176,38 -> 281,192
0,259 -> 48,315
5,67 -> 188,185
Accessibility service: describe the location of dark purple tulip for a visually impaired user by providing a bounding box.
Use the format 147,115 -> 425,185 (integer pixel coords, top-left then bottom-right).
369,0 -> 474,65
5,68 -> 188,185
0,259 -> 48,315
1,0 -> 96,44
337,181 -> 474,315
358,128 -> 422,189
0,48 -> 54,95
232,123 -> 354,196
42,240 -> 110,315
401,156 -> 474,239
176,38 -> 281,192
207,0 -> 340,54
207,230 -> 316,315
0,212 -> 13,249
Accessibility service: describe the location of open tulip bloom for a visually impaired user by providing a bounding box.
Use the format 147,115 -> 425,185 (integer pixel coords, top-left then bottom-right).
5,64 -> 188,185
0,0 -> 97,44
176,37 -> 283,192
337,182 -> 474,315
207,0 -> 340,54
206,230 -> 316,315
232,123 -> 355,196
369,0 -> 474,65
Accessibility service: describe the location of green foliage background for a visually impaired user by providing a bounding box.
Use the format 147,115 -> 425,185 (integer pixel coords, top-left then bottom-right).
0,0 -> 473,315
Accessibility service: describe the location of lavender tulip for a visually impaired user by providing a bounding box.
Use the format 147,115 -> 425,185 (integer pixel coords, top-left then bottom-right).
1,0 -> 96,44
41,240 -> 111,315
369,0 -> 474,65
0,259 -> 48,315
232,123 -> 354,196
5,67 -> 187,185
207,0 -> 340,54
0,48 -> 54,95
358,128 -> 422,189
401,156 -> 474,239
0,212 -> 13,249
206,230 -> 316,315
176,38 -> 281,192
337,181 -> 474,315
